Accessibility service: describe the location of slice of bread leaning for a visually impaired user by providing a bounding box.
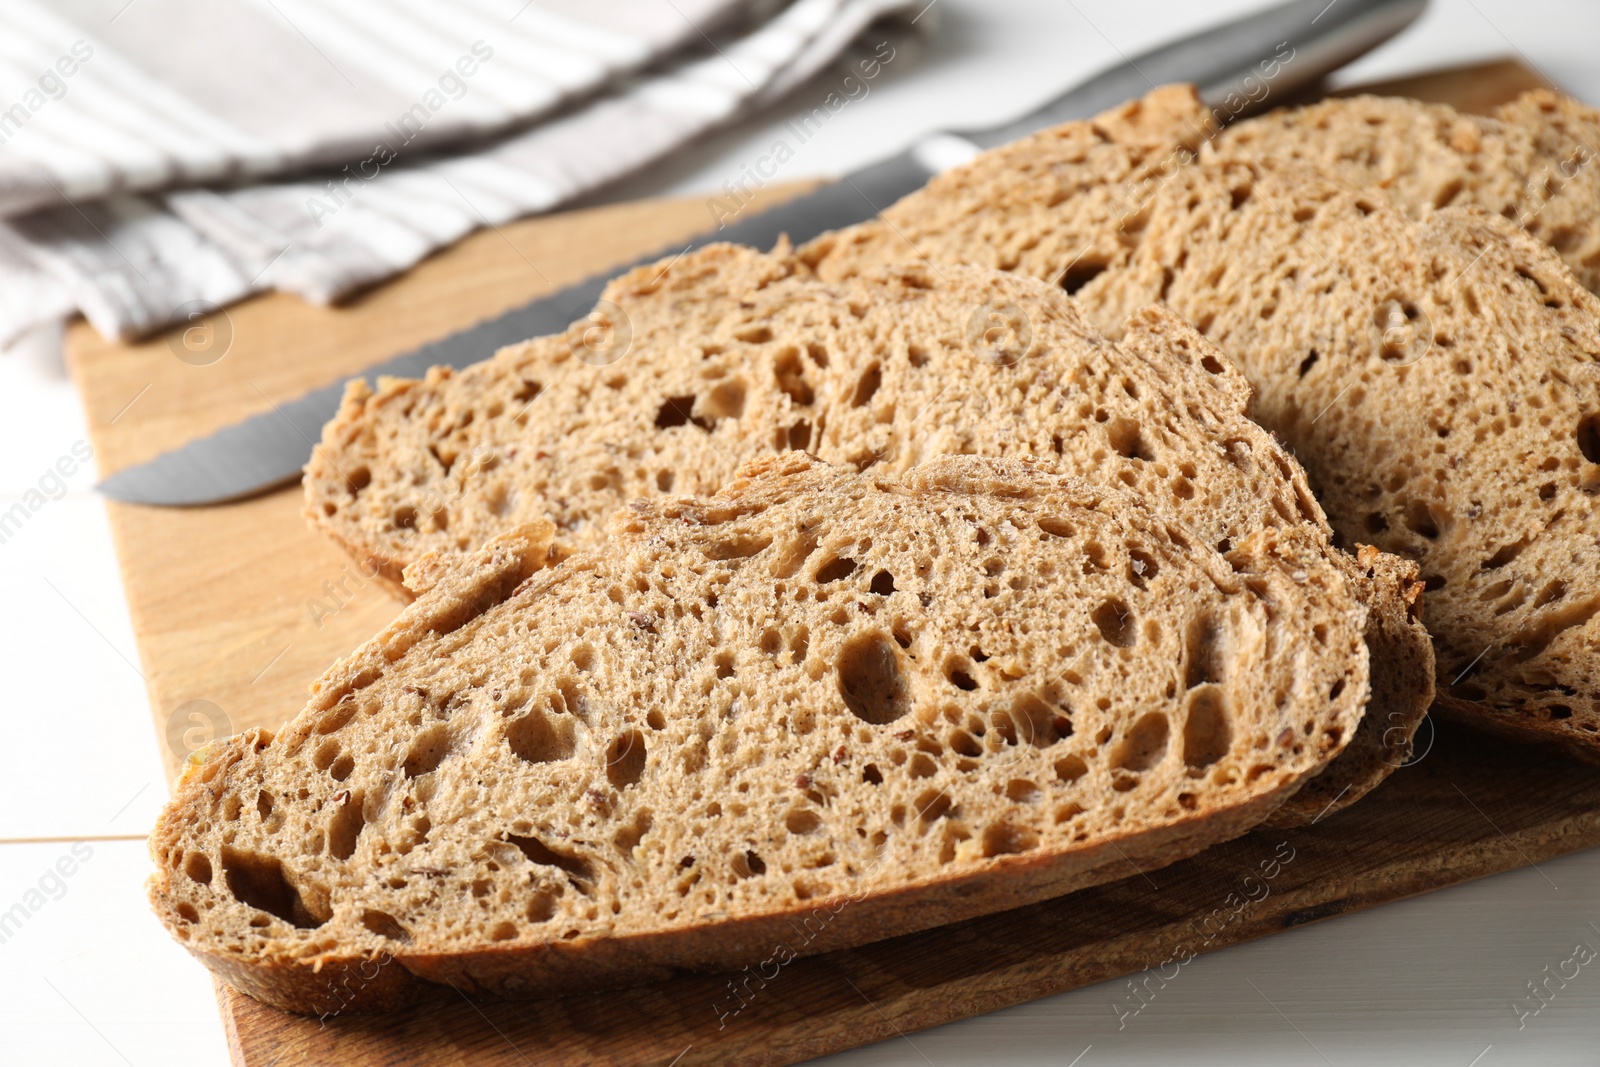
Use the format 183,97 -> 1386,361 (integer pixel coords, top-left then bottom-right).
803,84 -> 1600,757
153,454 -> 1370,1014
303,247 -> 1432,825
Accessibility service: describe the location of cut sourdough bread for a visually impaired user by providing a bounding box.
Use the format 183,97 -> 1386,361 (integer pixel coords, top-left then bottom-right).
803,86 -> 1600,755
153,454 -> 1370,1014
303,246 -> 1431,824
1207,89 -> 1600,296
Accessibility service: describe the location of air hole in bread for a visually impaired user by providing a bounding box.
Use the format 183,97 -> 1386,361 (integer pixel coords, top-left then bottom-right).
183,851 -> 212,885
1127,548 -> 1159,589
949,729 -> 981,757
703,532 -> 773,561
1038,517 -> 1074,539
1058,256 -> 1107,295
1010,693 -> 1071,746
1106,417 -> 1154,462
790,627 -> 809,664
707,380 -> 746,420
656,470 -> 674,492
1505,593 -> 1600,664
1054,754 -> 1088,782
773,347 -> 815,405
816,555 -> 857,584
1006,779 -> 1040,803
851,363 -> 882,407
1576,413 -> 1600,464
327,792 -> 365,861
221,847 -> 326,929
1403,499 -> 1442,540
506,710 -> 575,764
360,909 -> 410,942
613,810 -> 653,852
786,809 -> 821,834
836,631 -> 910,725
312,739 -> 341,772
732,850 -> 766,879
1185,613 -> 1225,687
505,835 -> 594,892
862,763 -> 884,785
345,466 -> 371,495
768,527 -> 821,578
945,660 -> 979,691
916,789 -> 952,822
1092,598 -> 1136,647
1111,712 -> 1170,773
869,569 -> 896,595
787,421 -> 812,450
605,730 -> 648,788
1182,687 -> 1232,769
981,822 -> 1038,857
403,724 -> 453,777
654,395 -> 707,431
1482,538 -> 1528,570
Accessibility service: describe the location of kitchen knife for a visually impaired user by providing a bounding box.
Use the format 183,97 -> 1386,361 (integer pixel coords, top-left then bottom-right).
98,0 -> 1427,506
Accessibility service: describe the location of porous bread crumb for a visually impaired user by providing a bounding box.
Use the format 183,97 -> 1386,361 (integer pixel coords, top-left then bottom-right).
303,248 -> 1431,823
803,85 -> 1600,757
1206,89 -> 1600,296
154,455 -> 1369,1013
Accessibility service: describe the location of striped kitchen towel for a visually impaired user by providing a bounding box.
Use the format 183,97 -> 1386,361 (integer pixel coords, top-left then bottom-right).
0,0 -> 919,347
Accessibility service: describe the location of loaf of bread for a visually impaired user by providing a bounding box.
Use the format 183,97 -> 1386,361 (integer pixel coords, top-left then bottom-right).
153,454 -> 1370,1013
1207,89 -> 1600,295
804,85 -> 1600,755
303,248 -> 1432,823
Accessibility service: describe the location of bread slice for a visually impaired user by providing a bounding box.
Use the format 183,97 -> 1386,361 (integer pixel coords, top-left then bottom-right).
303,247 -> 1431,823
1080,164 -> 1600,757
153,453 -> 1370,1014
1207,89 -> 1600,295
803,86 -> 1600,755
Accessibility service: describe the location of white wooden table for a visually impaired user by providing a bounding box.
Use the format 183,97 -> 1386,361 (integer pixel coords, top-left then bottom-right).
5,1 -> 1600,1063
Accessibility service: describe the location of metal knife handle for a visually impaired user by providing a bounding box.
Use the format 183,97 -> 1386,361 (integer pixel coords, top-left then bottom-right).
962,0 -> 1427,149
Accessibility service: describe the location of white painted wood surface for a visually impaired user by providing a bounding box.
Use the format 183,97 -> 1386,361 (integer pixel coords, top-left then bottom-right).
5,1 -> 1600,1063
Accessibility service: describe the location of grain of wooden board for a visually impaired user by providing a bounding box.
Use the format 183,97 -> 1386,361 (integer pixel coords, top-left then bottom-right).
65,60 -> 1599,1066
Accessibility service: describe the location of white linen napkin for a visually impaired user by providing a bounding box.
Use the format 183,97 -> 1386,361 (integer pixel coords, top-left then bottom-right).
0,0 -> 917,347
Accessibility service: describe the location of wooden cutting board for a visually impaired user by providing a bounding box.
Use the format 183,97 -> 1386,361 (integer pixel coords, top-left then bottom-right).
66,59 -> 1600,1067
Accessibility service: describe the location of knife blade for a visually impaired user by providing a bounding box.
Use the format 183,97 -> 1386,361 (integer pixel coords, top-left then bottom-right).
99,0 -> 1426,506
